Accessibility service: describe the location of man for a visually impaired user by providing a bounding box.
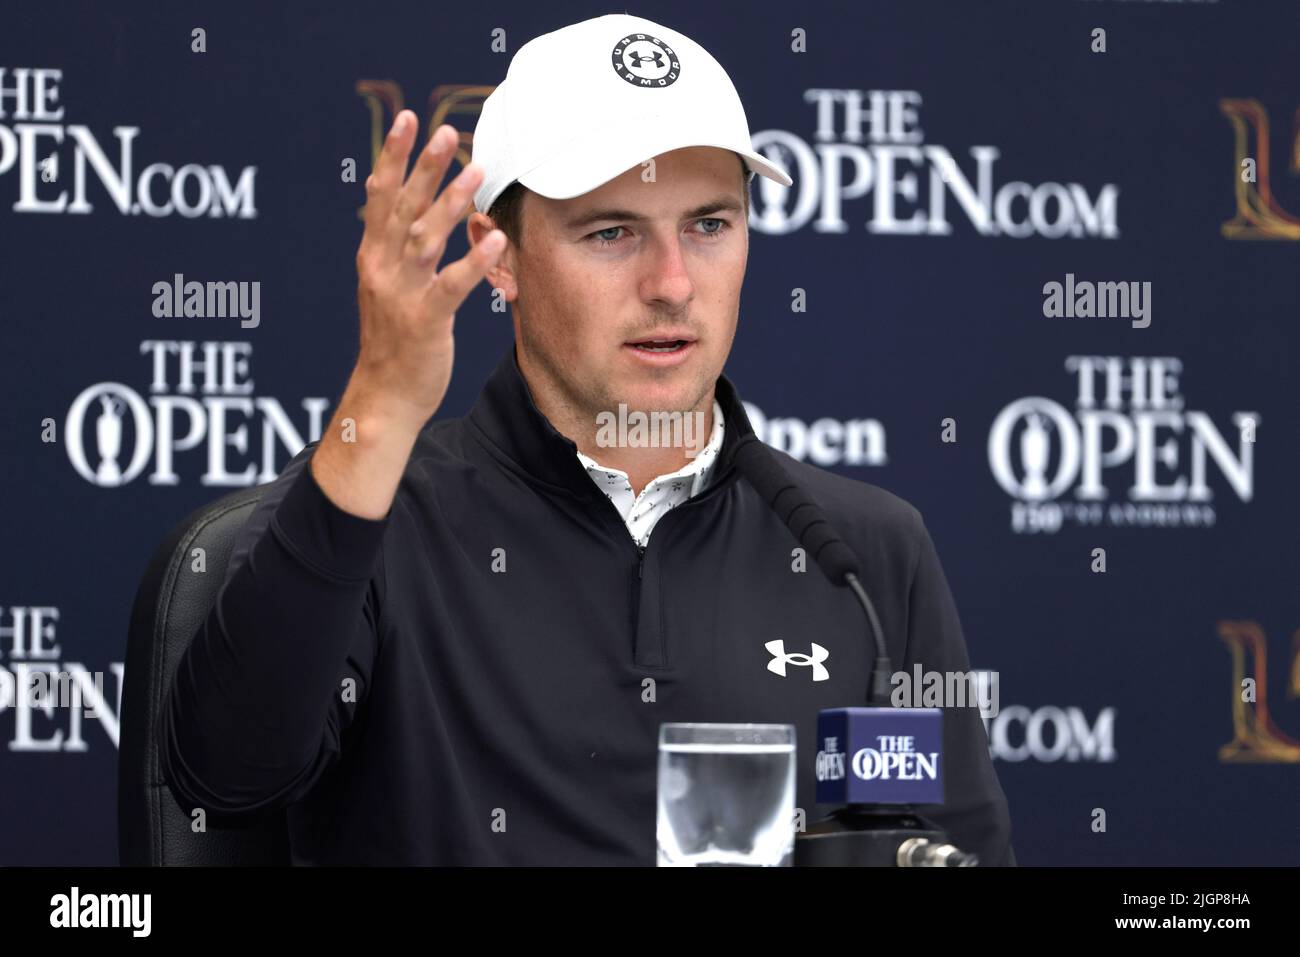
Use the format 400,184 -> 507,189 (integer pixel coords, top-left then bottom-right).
159,13 -> 1015,865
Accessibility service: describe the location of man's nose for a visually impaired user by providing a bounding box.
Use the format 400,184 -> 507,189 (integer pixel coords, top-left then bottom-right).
638,234 -> 695,308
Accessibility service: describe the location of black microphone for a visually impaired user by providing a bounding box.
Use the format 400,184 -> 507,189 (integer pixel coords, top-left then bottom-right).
732,434 -> 892,706
732,434 -> 977,866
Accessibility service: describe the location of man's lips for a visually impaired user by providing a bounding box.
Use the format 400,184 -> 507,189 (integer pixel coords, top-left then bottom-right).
625,330 -> 696,347
623,337 -> 696,364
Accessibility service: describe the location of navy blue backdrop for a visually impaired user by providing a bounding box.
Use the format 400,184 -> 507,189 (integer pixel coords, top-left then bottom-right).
1,0 -> 1297,865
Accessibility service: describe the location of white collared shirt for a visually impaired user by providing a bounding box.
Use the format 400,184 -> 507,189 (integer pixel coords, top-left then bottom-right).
576,400 -> 725,549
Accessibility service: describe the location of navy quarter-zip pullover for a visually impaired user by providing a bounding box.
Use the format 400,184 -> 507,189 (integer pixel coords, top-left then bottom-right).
159,347 -> 1016,865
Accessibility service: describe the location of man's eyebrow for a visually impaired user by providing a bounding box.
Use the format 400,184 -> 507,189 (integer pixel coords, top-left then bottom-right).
563,197 -> 744,231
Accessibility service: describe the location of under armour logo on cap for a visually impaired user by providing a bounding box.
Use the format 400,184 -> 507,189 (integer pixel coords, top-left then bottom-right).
612,34 -> 679,87
766,640 -> 831,682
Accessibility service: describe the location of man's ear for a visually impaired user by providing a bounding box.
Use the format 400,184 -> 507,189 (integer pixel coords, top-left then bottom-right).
467,211 -> 518,302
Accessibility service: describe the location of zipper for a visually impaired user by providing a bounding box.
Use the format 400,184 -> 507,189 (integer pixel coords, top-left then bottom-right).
628,463 -> 743,581
619,463 -> 744,663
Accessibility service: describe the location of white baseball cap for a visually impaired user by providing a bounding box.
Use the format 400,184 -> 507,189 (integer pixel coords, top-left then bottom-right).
471,13 -> 793,215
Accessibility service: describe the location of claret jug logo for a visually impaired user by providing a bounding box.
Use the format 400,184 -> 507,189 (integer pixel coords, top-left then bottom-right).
64,341 -> 328,487
988,357 -> 1257,534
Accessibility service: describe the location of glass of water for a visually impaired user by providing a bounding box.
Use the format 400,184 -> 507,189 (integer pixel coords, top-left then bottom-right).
656,723 -> 797,866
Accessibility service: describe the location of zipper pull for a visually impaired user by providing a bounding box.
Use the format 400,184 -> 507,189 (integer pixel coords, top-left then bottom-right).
637,544 -> 646,578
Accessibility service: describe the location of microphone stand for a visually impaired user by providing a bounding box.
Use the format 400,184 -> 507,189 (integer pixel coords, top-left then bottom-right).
732,436 -> 979,867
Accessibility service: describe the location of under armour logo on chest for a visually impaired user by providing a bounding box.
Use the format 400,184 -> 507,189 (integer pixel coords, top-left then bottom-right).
765,639 -> 830,682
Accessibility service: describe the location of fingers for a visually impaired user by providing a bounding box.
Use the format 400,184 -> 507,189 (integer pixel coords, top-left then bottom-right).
402,162 -> 484,271
427,229 -> 507,315
388,124 -> 459,243
359,112 -> 496,308
363,110 -> 418,237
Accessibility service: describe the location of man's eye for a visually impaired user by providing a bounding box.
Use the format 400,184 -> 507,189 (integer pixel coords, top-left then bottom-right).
588,219 -> 729,247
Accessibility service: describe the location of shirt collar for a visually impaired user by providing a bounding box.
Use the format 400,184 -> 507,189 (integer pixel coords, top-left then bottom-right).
575,398 -> 726,499
467,345 -> 755,503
